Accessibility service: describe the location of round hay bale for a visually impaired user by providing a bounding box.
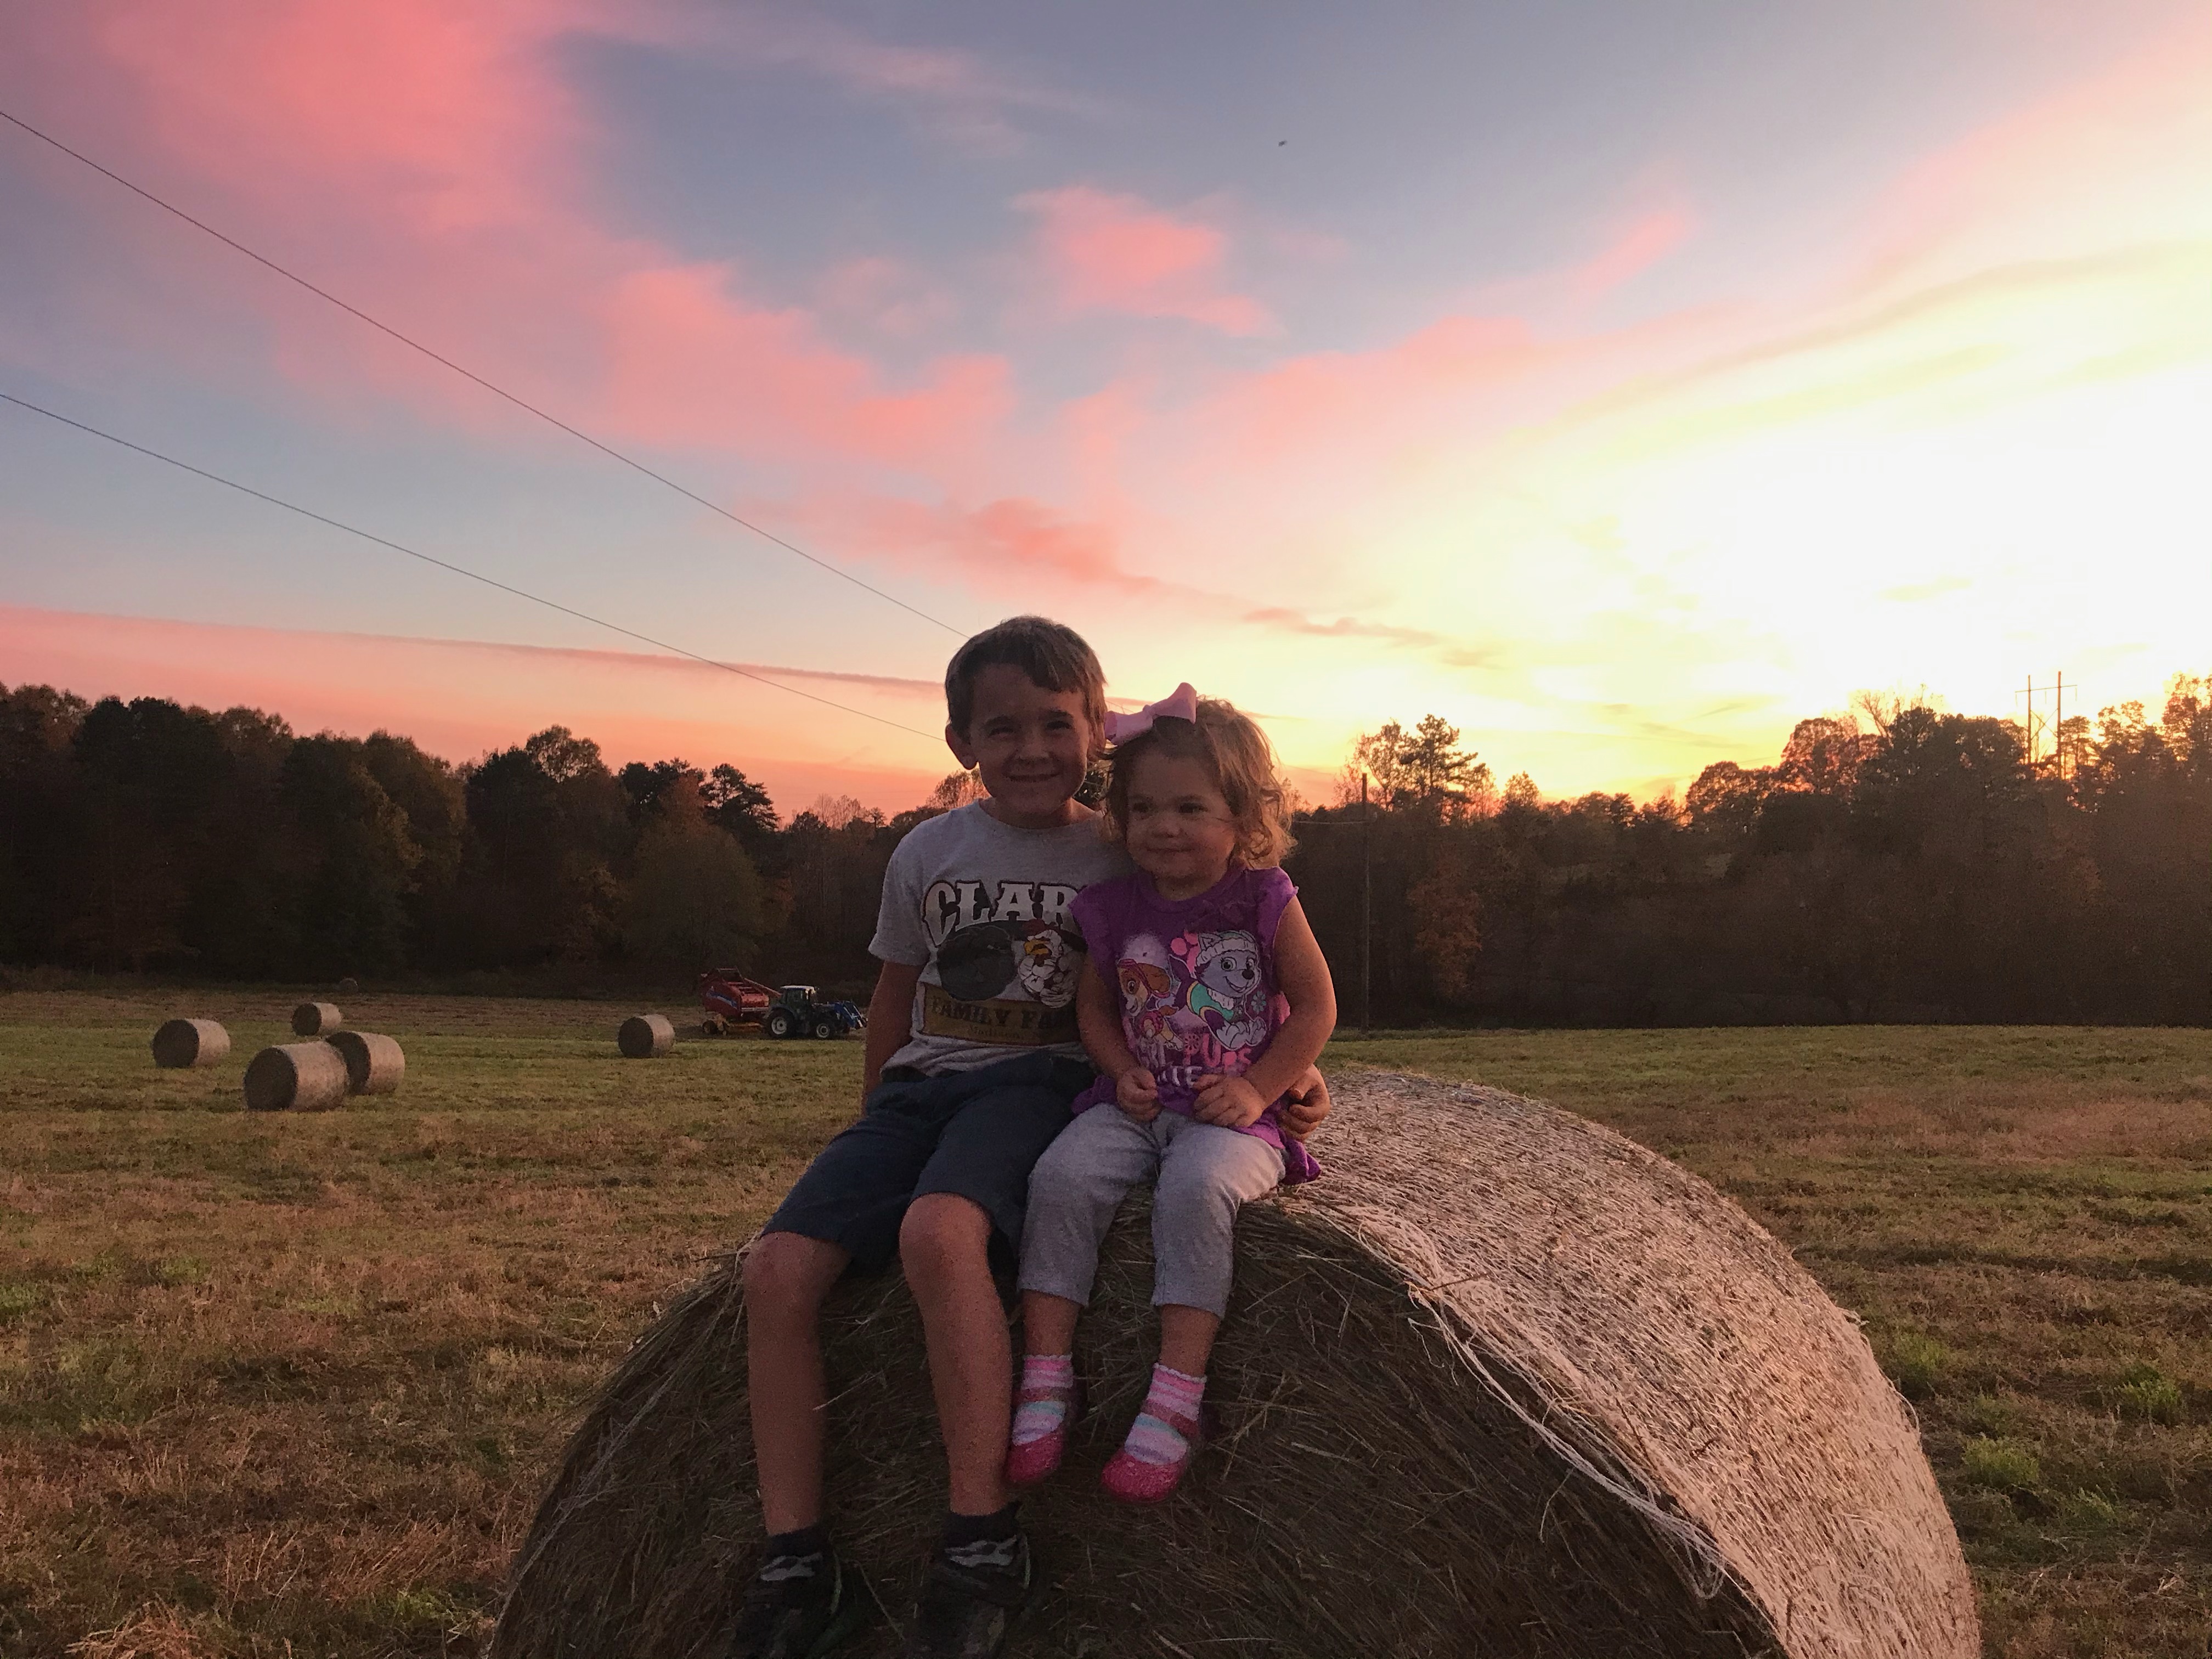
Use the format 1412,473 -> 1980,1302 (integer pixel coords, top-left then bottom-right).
291,1001 -> 343,1037
337,975 -> 360,995
618,1013 -> 675,1058
149,1018 -> 229,1069
492,1074 -> 1977,1659
243,1041 -> 352,1112
324,1030 -> 404,1096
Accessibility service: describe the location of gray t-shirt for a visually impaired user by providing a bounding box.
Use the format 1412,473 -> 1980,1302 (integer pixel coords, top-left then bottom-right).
870,802 -> 1131,1075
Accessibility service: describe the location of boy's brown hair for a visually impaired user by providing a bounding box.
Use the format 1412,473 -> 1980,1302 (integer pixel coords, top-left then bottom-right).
944,616 -> 1108,745
1100,697 -> 1295,868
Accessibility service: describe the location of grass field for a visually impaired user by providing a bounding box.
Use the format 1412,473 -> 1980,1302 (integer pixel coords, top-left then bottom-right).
2,989 -> 2208,1657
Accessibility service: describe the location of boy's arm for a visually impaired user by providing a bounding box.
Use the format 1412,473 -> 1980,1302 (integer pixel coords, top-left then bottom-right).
861,959 -> 923,1100
1216,896 -> 1337,1108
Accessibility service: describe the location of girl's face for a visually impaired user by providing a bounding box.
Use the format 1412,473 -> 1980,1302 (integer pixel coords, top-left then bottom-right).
1122,749 -> 1239,899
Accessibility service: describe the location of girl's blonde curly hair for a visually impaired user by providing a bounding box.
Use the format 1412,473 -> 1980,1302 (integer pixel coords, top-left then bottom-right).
1099,696 -> 1295,869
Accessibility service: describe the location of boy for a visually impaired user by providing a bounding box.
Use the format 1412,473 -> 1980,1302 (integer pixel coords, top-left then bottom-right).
734,617 -> 1128,1659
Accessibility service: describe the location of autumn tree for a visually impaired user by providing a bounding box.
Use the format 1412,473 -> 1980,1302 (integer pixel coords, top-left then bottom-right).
1347,714 -> 1489,810
1408,847 -> 1483,1002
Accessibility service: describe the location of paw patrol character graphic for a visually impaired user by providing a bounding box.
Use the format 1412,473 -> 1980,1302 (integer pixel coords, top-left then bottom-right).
1014,925 -> 1084,1008
1113,935 -> 1184,1070
1171,929 -> 1271,1054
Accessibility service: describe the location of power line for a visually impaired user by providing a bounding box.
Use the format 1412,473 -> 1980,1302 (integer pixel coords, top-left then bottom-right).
0,104 -> 967,638
0,391 -> 945,745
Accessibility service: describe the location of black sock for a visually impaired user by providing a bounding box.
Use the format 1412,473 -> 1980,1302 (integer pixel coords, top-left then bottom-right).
940,1503 -> 1019,1550
763,1524 -> 831,1571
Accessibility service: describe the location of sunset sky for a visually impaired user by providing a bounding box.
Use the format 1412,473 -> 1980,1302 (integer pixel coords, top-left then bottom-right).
3,1 -> 2207,815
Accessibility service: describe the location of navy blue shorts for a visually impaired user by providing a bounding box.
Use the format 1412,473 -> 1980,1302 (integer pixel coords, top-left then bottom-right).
763,1051 -> 1095,1279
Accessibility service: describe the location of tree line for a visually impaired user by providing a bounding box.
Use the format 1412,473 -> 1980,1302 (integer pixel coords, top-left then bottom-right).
1291,680 -> 2208,1025
0,685 -> 945,991
0,675 -> 2203,1023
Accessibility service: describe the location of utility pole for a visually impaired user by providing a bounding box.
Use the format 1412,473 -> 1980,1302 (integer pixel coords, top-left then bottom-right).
1360,772 -> 1373,1038
2054,670 -> 2065,779
2019,672 -> 2074,778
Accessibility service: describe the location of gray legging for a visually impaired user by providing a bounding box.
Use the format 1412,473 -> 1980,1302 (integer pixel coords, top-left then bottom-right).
1018,1102 -> 1284,1318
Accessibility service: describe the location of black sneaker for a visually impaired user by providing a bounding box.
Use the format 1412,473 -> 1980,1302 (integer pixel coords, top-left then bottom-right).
906,1531 -> 1031,1658
731,1541 -> 866,1659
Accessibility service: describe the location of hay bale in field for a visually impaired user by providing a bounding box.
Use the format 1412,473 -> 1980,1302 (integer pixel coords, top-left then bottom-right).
492,1073 -> 1978,1659
291,1001 -> 343,1036
243,1041 -> 351,1111
150,1018 -> 229,1069
325,1030 -> 404,1095
338,975 -> 360,994
618,1013 -> 675,1058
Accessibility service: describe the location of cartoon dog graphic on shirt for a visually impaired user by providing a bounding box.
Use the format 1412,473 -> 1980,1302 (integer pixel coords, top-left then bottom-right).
1114,966 -> 1177,1071
1015,926 -> 1084,1008
1172,929 -> 1270,1053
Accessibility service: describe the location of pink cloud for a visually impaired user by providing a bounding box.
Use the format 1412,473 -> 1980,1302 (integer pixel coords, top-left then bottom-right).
817,256 -> 959,338
1017,187 -> 1275,335
602,263 -> 1012,470
24,3 -> 1014,478
1853,11 -> 2212,291
715,11 -> 1107,154
795,493 -> 1160,593
1568,207 -> 1694,301
1190,313 -> 1558,480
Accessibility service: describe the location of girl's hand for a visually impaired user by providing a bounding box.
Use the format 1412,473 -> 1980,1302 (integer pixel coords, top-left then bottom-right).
1192,1074 -> 1267,1129
1116,1065 -> 1161,1122
1280,1068 -> 1332,1142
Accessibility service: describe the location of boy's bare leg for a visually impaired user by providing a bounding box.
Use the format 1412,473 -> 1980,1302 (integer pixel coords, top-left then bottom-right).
900,1192 -> 1013,1514
1157,1302 -> 1221,1376
742,1231 -> 852,1534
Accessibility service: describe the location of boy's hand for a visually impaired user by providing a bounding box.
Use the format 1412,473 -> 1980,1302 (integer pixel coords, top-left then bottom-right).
1280,1068 -> 1332,1142
1116,1065 -> 1161,1122
1192,1074 -> 1267,1130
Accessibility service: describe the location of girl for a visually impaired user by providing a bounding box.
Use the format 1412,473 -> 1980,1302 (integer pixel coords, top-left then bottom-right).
1006,685 -> 1336,1503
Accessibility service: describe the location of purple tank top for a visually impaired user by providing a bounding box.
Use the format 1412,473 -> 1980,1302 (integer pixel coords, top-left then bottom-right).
1068,865 -> 1321,1184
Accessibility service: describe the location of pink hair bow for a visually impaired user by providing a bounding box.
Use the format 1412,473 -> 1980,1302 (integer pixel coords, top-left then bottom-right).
1105,682 -> 1198,744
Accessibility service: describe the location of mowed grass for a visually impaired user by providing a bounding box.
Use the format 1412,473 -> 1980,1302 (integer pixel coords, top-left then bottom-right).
0,988 -> 864,1658
0,994 -> 2205,1657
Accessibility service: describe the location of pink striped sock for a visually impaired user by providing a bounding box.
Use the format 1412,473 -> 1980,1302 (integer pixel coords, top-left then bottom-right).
1121,1364 -> 1205,1465
1011,1353 -> 1075,1447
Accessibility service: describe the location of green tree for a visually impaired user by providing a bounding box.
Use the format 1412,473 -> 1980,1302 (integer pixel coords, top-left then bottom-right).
282,736 -> 420,975
625,817 -> 765,969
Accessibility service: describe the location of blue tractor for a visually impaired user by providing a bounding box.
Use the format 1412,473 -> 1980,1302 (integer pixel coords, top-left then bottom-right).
761,984 -> 866,1041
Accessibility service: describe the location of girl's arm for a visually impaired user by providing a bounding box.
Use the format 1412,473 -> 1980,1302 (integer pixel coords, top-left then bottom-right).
1077,956 -> 1158,1120
1075,955 -> 1135,1076
1193,896 -> 1337,1125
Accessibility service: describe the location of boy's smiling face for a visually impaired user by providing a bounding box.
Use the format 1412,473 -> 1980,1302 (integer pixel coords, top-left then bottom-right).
946,663 -> 1098,830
